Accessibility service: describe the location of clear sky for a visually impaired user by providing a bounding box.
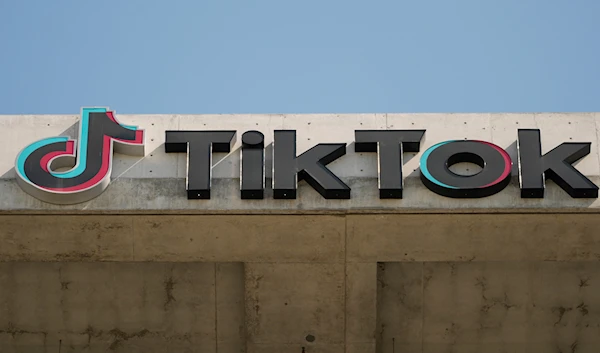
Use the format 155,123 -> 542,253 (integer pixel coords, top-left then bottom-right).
1,0 -> 599,115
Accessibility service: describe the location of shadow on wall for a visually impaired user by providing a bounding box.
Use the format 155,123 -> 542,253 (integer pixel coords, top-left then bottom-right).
1,168 -> 14,180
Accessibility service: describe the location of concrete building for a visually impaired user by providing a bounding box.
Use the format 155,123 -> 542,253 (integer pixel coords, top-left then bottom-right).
1,111 -> 600,352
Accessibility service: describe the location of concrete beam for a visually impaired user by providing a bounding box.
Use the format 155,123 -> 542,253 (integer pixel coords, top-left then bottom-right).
2,113 -> 600,214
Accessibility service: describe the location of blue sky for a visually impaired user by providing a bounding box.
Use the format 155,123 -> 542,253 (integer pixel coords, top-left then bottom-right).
1,0 -> 599,114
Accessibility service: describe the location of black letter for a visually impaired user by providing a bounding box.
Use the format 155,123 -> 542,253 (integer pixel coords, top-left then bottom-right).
517,129 -> 598,198
420,140 -> 512,198
273,130 -> 349,199
355,130 -> 425,198
241,131 -> 265,199
165,131 -> 236,199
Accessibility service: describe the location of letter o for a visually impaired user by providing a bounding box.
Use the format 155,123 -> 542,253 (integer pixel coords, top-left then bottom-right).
419,140 -> 512,198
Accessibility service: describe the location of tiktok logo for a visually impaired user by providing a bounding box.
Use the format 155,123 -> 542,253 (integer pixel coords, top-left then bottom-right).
15,107 -> 145,204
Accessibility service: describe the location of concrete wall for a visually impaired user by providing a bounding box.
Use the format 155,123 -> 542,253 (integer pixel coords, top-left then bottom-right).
0,262 -> 245,353
2,113 -> 600,352
2,113 -> 600,213
1,214 -> 600,352
377,261 -> 600,353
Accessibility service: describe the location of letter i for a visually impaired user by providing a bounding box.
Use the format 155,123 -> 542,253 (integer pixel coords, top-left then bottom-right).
241,131 -> 265,199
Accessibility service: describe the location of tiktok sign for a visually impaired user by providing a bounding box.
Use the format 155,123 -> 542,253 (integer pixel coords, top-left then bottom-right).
15,108 -> 145,204
165,129 -> 598,200
13,109 -> 599,204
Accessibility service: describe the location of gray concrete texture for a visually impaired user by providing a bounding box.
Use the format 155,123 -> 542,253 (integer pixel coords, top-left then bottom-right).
2,113 -> 600,212
0,262 -> 246,353
1,214 -> 600,352
2,113 -> 600,352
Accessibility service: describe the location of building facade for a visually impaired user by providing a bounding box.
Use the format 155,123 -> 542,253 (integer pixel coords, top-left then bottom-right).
1,111 -> 600,352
